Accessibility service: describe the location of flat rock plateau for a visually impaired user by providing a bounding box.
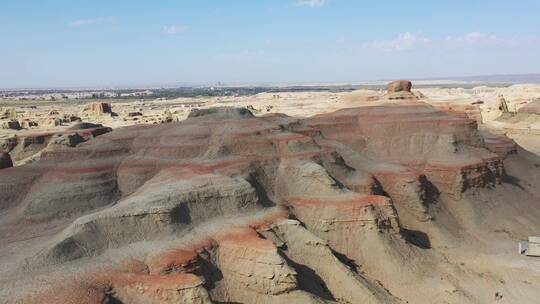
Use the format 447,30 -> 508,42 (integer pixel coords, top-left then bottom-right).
1,82 -> 540,303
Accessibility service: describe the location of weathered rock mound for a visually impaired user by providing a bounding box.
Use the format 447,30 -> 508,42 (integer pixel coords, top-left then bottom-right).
517,99 -> 540,114
387,80 -> 412,93
80,102 -> 113,116
0,123 -> 111,166
384,80 -> 417,101
188,106 -> 255,120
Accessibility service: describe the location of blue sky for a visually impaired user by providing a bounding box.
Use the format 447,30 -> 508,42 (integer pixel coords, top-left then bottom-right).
1,0 -> 539,88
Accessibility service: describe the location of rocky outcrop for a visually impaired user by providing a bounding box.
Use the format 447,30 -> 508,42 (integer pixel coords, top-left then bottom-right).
431,102 -> 484,123
111,273 -> 212,304
263,219 -> 401,303
188,106 -> 255,120
79,102 -> 114,118
0,151 -> 13,169
1,119 -> 21,130
0,107 -> 17,120
213,228 -> 299,301
0,123 -> 111,165
517,99 -> 540,114
491,99 -> 540,155
481,132 -> 517,158
20,267 -> 213,304
384,80 -> 416,101
387,80 -> 412,93
300,103 -> 503,199
32,173 -> 261,264
0,108 -> 21,130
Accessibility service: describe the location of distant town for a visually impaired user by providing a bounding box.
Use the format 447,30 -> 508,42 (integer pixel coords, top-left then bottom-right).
0,86 -> 364,102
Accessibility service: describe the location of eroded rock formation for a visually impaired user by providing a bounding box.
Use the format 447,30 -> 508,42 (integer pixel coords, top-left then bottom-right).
1,103 -> 540,303
387,80 -> 412,93
0,123 -> 111,166
385,80 -> 416,100
80,102 -> 113,117
517,99 -> 540,114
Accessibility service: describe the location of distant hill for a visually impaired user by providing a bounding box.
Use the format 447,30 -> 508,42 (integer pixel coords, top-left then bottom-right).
424,74 -> 540,84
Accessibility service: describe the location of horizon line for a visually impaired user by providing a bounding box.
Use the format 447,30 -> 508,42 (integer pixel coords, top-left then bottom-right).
2,73 -> 540,91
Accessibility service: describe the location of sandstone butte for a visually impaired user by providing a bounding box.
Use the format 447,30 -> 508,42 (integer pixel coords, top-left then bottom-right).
1,85 -> 540,304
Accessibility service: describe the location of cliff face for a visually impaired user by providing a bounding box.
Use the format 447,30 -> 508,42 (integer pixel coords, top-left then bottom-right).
1,104 -> 540,304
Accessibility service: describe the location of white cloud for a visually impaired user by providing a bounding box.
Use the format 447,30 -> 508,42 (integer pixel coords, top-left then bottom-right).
163,25 -> 188,35
359,31 -> 536,52
69,17 -> 114,27
336,36 -> 346,43
296,0 -> 327,8
446,32 -> 495,44
361,32 -> 431,52
445,32 -> 537,47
